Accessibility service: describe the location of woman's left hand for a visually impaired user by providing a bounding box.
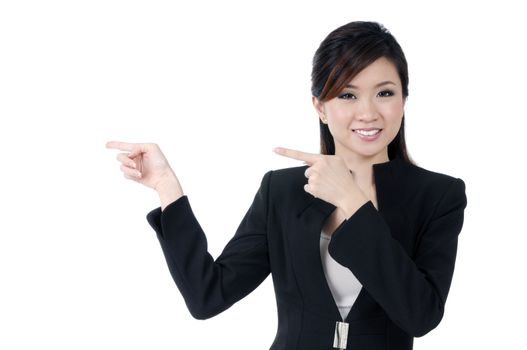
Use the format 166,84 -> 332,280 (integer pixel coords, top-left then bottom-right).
273,147 -> 369,215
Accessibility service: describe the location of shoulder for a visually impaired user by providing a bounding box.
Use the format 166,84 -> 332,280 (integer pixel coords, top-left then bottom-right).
266,165 -> 307,188
401,160 -> 465,190
269,165 -> 307,180
397,159 -> 467,211
259,165 -> 309,202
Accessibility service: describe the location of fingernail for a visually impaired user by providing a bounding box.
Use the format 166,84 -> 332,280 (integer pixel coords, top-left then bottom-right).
136,172 -> 142,177
131,162 -> 136,168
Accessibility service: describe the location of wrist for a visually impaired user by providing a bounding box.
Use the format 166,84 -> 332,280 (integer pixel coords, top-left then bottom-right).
155,169 -> 178,191
338,191 -> 369,219
156,173 -> 184,211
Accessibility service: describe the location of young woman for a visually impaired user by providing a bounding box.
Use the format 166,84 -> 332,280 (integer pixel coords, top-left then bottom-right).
106,21 -> 467,350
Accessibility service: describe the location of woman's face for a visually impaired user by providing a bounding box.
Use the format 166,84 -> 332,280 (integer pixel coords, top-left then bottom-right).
313,56 -> 406,162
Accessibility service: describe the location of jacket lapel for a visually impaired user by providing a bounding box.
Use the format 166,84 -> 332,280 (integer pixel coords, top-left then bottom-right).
292,194 -> 342,320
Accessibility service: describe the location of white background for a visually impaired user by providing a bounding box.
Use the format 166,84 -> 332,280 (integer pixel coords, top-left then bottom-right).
1,0 -> 525,349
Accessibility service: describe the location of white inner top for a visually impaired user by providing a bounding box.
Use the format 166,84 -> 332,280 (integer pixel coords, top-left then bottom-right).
320,232 -> 362,320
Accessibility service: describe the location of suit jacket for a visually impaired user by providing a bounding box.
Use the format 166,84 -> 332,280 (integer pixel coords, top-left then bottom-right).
146,156 -> 467,350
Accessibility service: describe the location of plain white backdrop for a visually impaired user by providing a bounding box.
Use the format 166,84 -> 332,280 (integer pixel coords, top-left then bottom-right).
1,0 -> 525,348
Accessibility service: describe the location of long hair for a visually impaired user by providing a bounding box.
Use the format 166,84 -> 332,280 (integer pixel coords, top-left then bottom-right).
311,21 -> 416,165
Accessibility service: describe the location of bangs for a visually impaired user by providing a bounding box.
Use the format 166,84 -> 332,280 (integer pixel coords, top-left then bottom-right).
318,42 -> 386,101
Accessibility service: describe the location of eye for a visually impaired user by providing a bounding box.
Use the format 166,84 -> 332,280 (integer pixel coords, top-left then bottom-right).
338,92 -> 356,100
378,90 -> 394,97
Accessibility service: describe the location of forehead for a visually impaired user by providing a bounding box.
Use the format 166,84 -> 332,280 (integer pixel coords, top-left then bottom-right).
346,57 -> 400,88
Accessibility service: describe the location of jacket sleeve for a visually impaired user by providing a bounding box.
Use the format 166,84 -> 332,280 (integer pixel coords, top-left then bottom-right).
145,170 -> 273,320
328,177 -> 467,337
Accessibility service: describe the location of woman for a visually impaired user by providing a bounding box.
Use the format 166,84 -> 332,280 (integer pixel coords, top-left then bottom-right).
106,21 -> 467,350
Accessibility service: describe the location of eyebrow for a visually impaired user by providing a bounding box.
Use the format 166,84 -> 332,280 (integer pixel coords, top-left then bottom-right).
345,81 -> 397,89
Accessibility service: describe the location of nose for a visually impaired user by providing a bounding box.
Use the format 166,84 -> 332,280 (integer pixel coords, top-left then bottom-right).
356,97 -> 378,121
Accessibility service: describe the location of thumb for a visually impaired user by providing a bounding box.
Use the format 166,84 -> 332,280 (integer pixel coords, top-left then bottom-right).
128,144 -> 145,158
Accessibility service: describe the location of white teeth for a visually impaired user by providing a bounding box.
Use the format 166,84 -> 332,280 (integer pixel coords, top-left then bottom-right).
354,129 -> 380,136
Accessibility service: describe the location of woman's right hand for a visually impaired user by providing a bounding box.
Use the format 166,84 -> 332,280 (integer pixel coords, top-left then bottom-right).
105,141 -> 184,197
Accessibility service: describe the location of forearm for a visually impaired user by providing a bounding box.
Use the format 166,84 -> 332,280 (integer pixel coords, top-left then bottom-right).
329,179 -> 467,337
328,203 -> 449,337
145,171 -> 273,320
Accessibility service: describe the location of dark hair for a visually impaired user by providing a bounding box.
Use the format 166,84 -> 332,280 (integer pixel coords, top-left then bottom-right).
311,21 -> 416,165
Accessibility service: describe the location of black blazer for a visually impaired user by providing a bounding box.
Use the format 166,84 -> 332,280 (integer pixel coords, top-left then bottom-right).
146,156 -> 467,350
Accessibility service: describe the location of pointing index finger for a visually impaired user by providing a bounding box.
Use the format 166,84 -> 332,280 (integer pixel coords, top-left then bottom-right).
273,147 -> 320,164
106,141 -> 134,151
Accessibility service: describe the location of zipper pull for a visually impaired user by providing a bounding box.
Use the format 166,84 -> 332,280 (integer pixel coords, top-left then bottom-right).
333,321 -> 349,349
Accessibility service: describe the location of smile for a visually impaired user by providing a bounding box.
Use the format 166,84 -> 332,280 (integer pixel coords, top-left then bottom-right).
352,128 -> 382,141
353,129 -> 381,136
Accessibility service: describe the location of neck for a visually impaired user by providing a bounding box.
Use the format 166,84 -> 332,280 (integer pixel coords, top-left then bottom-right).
334,146 -> 390,188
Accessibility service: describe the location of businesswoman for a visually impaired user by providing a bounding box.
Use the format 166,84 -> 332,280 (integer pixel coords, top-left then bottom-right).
106,21 -> 467,349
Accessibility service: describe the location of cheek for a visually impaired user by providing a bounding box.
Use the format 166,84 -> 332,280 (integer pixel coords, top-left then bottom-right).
326,105 -> 352,124
379,102 -> 404,123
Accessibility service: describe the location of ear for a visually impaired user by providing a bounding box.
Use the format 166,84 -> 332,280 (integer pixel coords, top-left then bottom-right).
312,96 -> 327,124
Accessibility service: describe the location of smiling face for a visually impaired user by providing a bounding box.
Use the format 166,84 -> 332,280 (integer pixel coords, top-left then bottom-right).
313,56 -> 406,163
